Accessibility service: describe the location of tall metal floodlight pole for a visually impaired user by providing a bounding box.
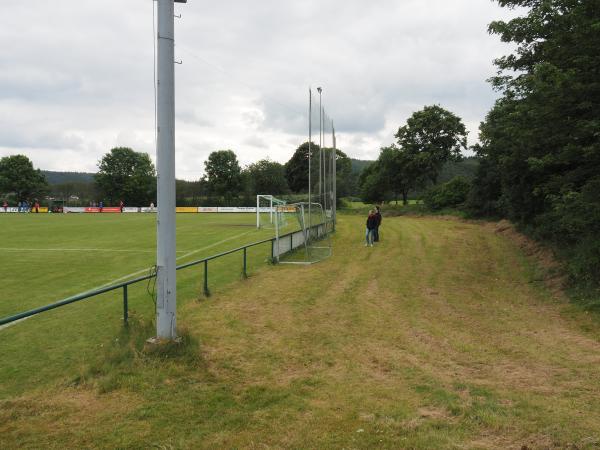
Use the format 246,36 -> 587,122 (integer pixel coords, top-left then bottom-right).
308,89 -> 312,229
155,0 -> 186,340
317,87 -> 322,206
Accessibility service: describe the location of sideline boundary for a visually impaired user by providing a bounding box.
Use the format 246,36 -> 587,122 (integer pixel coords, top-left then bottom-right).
0,230 -> 255,331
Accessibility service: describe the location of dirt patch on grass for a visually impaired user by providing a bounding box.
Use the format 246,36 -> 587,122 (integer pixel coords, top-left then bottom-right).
0,387 -> 142,446
469,431 -> 580,450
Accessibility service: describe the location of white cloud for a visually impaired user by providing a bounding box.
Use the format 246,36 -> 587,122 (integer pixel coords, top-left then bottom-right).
0,0 -> 522,179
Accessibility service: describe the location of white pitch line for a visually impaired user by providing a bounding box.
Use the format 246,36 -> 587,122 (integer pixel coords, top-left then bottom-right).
0,230 -> 259,332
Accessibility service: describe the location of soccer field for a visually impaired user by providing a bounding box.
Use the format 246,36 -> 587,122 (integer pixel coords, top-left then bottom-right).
0,213 -> 281,318
0,212 -> 286,396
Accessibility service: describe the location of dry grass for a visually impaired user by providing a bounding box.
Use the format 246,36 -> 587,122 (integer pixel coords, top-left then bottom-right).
2,215 -> 600,449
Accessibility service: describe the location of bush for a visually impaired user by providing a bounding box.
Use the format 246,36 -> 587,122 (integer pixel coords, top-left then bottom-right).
422,177 -> 471,211
532,179 -> 600,288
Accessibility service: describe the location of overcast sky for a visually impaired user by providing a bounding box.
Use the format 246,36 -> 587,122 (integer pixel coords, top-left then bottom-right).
0,1 -> 520,180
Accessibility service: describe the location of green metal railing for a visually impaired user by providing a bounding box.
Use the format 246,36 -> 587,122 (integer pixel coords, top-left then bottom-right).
0,225 -> 328,328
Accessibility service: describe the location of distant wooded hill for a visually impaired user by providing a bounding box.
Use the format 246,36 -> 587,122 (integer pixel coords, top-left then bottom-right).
350,159 -> 373,175
350,157 -> 479,183
42,171 -> 95,185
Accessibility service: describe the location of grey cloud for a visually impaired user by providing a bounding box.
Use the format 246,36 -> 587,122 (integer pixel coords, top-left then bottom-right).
1,0 -> 522,178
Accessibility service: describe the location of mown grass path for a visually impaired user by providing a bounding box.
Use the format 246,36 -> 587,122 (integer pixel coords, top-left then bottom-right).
2,215 -> 600,449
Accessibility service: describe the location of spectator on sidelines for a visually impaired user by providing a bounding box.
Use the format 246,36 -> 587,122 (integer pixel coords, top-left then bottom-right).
99,201 -> 103,212
365,209 -> 377,247
119,200 -> 124,213
34,200 -> 40,213
373,205 -> 382,243
2,200 -> 7,212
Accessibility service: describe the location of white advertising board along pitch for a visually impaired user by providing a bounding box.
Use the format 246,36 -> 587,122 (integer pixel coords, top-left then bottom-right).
63,207 -> 86,213
217,207 -> 257,213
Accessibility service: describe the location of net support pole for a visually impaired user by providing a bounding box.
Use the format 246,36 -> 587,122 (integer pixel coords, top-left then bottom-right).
333,124 -> 337,229
274,205 -> 280,263
256,195 -> 260,228
155,0 -> 179,340
319,96 -> 322,206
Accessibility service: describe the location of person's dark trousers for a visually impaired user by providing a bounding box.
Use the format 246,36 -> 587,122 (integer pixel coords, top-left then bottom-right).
374,226 -> 379,242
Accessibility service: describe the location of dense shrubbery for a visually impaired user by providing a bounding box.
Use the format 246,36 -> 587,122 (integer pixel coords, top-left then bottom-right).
423,177 -> 470,211
468,1 -> 600,292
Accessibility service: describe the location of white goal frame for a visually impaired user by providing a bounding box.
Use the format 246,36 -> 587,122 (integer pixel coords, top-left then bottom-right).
256,195 -> 286,229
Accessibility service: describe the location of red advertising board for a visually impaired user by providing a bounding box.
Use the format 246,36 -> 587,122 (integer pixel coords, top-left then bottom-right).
85,207 -> 121,213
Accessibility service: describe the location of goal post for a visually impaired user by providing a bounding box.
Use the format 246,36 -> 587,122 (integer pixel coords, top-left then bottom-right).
256,195 -> 287,229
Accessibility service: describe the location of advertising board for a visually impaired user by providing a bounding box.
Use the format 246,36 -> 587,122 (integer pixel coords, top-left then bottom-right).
217,207 -> 257,213
175,207 -> 198,213
63,207 -> 86,213
85,207 -> 121,213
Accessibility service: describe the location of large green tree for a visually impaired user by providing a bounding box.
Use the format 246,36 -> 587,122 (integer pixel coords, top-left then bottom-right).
244,159 -> 289,195
359,161 -> 388,204
284,142 -> 320,193
0,154 -> 47,201
95,147 -> 156,205
204,150 -> 242,205
332,149 -> 353,199
395,105 -> 467,185
379,145 -> 421,205
358,146 -> 421,205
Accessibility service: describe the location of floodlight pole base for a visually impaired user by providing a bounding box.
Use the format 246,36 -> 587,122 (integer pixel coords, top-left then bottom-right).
146,336 -> 182,346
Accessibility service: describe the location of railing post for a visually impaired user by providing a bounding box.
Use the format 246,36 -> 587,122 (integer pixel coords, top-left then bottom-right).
271,239 -> 275,264
203,260 -> 210,297
243,247 -> 248,278
123,285 -> 128,326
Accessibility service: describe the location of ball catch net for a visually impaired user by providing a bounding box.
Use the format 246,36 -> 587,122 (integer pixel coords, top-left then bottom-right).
273,202 -> 332,265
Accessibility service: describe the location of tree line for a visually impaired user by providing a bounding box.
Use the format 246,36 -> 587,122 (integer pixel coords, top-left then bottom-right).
0,143 -> 355,207
468,0 -> 600,290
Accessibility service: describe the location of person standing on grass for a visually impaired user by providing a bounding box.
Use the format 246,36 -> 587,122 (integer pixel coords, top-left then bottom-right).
373,205 -> 382,243
119,199 -> 124,213
99,200 -> 103,212
34,200 -> 40,213
3,200 -> 7,212
365,209 -> 377,247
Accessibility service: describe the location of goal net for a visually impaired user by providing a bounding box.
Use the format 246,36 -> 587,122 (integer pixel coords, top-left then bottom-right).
273,202 -> 332,265
256,195 -> 288,230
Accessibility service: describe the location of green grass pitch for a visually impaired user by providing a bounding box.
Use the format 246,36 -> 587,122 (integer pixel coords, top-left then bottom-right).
0,212 -> 283,396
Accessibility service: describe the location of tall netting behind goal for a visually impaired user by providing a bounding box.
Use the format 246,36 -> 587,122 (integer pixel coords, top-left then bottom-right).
273,202 -> 332,265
